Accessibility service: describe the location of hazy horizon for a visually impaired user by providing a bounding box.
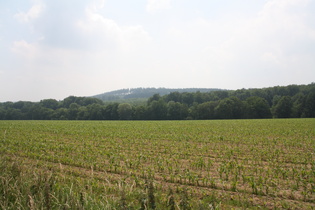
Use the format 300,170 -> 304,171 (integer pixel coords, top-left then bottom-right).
2,83 -> 314,103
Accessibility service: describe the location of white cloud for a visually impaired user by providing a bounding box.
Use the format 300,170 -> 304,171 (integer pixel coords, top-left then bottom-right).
261,52 -> 281,64
220,0 -> 315,87
153,0 -> 315,89
7,40 -> 100,100
261,0 -> 309,14
146,0 -> 171,14
14,3 -> 44,23
77,8 -> 151,52
89,0 -> 106,12
11,40 -> 38,59
4,1 -> 154,101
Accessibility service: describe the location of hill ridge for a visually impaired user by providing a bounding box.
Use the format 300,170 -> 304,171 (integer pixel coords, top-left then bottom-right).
93,87 -> 223,101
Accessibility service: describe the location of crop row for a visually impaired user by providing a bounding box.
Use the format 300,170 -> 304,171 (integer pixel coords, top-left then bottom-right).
1,119 -> 314,209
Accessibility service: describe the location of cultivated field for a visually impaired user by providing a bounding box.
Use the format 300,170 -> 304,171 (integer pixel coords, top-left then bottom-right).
0,119 -> 314,209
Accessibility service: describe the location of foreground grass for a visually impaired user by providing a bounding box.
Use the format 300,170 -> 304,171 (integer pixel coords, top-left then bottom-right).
0,119 -> 314,209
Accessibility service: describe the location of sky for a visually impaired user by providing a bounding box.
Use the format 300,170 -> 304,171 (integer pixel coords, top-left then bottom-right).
1,0 -> 315,102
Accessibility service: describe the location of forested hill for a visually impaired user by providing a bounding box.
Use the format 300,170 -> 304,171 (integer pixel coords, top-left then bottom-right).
0,83 -> 314,120
93,87 -> 223,101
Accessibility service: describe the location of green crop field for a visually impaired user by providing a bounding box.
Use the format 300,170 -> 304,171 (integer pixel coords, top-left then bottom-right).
0,119 -> 314,209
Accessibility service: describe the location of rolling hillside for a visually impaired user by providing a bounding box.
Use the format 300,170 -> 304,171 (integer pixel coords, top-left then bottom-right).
92,87 -> 223,102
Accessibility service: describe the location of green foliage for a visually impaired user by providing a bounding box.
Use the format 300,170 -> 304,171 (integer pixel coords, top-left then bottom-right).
147,99 -> 167,120
273,96 -> 293,118
303,91 -> 315,117
245,96 -> 272,118
196,101 -> 218,120
118,103 -> 133,120
215,96 -> 244,119
0,83 -> 314,120
94,87 -> 222,101
40,99 -> 59,110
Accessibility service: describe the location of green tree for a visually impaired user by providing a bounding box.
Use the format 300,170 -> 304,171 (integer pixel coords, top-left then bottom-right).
29,104 -> 53,120
53,108 -> 69,120
87,104 -> 105,120
302,92 -> 315,117
233,88 -> 251,100
82,97 -> 103,106
215,97 -> 244,119
181,92 -> 194,106
147,94 -> 161,106
133,105 -> 147,120
245,96 -> 271,119
165,92 -> 182,103
104,103 -> 119,120
40,99 -> 59,110
167,101 -> 187,120
287,85 -> 300,95
4,108 -> 23,120
272,96 -> 293,118
118,103 -> 133,120
69,103 -> 80,120
62,96 -> 77,108
194,91 -> 204,104
0,107 -> 5,120
197,101 -> 218,119
147,99 -> 167,120
77,106 -> 89,120
291,93 -> 305,118
179,103 -> 189,120
187,102 -> 199,120
214,91 -> 229,100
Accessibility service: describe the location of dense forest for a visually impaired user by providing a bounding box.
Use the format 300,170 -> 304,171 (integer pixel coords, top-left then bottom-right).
93,87 -> 223,101
1,83 -> 314,120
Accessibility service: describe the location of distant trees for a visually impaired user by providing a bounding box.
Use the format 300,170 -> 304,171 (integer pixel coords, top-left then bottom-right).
245,96 -> 271,119
133,106 -> 147,120
68,103 -> 80,120
272,96 -> 293,118
118,103 -> 133,120
40,99 -> 59,110
167,101 -> 188,120
0,83 -> 314,120
215,97 -> 244,119
103,103 -> 119,120
147,98 -> 167,120
303,92 -> 315,117
196,101 -> 217,120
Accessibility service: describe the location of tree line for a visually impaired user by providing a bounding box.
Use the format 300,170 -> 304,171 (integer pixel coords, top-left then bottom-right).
1,83 -> 314,120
